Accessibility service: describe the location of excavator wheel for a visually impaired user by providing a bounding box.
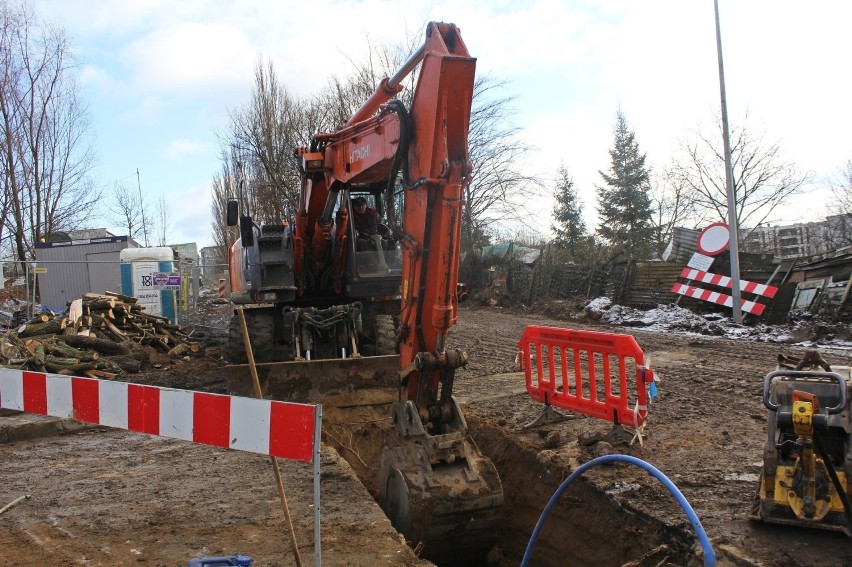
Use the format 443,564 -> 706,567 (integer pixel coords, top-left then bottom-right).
375,314 -> 397,355
228,308 -> 276,363
379,435 -> 503,566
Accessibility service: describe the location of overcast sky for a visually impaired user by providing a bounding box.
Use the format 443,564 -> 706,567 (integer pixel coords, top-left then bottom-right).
31,0 -> 852,248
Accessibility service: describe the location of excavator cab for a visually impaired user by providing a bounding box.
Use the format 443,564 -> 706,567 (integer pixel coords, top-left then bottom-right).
348,191 -> 401,276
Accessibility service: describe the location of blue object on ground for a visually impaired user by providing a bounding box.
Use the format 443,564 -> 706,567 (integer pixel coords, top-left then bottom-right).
187,555 -> 253,567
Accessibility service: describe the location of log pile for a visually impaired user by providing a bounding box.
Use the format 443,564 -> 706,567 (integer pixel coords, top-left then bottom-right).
0,292 -> 200,378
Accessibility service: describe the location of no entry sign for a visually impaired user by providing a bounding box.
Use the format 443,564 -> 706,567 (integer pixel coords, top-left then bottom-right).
696,223 -> 730,256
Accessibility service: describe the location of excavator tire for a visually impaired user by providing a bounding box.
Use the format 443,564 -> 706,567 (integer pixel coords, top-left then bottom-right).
375,314 -> 397,355
228,308 -> 275,364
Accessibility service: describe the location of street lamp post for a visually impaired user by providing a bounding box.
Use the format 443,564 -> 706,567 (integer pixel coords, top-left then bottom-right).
714,0 -> 743,324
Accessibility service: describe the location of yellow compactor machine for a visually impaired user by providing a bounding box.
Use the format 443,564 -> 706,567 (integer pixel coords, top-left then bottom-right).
753,350 -> 852,535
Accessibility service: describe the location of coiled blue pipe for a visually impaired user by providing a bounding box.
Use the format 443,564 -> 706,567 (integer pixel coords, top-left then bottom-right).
520,454 -> 716,567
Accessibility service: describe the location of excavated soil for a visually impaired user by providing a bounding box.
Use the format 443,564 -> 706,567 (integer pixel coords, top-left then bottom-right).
3,295 -> 852,566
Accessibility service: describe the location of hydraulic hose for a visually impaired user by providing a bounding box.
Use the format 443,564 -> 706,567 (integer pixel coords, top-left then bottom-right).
520,454 -> 716,567
813,430 -> 852,536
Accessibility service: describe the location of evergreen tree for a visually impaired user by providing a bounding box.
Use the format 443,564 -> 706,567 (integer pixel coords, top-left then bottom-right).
551,164 -> 587,257
596,110 -> 655,259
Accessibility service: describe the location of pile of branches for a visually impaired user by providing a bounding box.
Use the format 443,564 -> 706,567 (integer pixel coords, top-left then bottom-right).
0,292 -> 200,378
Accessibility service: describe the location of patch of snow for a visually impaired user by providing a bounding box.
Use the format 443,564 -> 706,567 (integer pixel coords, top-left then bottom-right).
584,297 -> 852,351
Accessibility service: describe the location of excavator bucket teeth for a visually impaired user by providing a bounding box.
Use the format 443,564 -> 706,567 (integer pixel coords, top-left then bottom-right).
225,354 -> 400,407
379,439 -> 503,566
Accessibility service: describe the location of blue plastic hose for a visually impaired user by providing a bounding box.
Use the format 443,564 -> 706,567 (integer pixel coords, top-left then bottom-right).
520,454 -> 716,567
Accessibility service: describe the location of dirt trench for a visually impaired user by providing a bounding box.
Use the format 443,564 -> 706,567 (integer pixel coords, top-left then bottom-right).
320,395 -> 699,567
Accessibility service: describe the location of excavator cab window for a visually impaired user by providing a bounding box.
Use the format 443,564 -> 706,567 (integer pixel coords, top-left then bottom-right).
349,192 -> 401,276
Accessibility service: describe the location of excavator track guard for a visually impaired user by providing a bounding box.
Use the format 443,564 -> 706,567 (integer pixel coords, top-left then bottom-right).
378,400 -> 503,566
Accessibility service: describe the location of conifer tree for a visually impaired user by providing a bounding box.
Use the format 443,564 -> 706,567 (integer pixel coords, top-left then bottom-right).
596,110 -> 654,259
551,164 -> 587,257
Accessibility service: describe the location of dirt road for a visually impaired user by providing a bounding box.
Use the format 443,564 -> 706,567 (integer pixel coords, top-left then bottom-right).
451,305 -> 852,566
2,300 -> 852,566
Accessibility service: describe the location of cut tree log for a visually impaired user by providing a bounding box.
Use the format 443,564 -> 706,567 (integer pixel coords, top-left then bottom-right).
42,339 -> 100,362
58,335 -> 132,356
103,355 -> 141,373
85,298 -> 116,312
104,291 -> 138,304
54,363 -> 99,375
84,369 -> 117,380
17,319 -> 64,338
168,343 -> 189,356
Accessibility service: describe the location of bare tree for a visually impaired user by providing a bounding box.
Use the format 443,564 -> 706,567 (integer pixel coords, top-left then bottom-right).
210,155 -> 239,267
109,181 -> 144,241
670,112 -> 809,241
650,167 -> 695,257
0,1 -> 97,259
826,159 -> 852,246
224,58 -> 311,224
153,194 -> 171,246
463,74 -> 543,252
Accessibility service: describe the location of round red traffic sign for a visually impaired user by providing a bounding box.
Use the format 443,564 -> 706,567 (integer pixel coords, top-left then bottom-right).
697,222 -> 730,256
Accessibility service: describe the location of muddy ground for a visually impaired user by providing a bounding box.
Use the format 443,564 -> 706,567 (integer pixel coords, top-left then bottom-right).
2,294 -> 852,566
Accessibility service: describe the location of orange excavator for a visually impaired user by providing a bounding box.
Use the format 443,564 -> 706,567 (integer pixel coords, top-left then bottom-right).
226,22 -> 502,564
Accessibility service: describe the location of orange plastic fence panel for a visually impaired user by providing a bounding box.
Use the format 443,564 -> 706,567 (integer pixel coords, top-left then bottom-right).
517,325 -> 654,428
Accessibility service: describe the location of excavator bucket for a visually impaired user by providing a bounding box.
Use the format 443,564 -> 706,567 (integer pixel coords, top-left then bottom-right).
225,354 -> 400,407
379,400 -> 503,566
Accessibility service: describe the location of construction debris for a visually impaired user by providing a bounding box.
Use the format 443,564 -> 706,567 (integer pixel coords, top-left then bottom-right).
0,292 -> 200,377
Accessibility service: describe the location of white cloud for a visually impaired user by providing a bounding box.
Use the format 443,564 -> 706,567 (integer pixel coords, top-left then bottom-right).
166,138 -> 209,160
120,22 -> 254,97
165,182 -> 215,246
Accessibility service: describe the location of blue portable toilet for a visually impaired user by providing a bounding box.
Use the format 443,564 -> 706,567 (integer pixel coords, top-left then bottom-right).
120,247 -> 177,323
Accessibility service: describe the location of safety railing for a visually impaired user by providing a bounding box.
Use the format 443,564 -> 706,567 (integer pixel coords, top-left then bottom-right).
517,325 -> 654,430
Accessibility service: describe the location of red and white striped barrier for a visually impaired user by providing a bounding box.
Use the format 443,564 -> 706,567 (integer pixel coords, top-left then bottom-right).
0,369 -> 319,463
671,282 -> 767,316
678,268 -> 778,298
218,278 -> 226,299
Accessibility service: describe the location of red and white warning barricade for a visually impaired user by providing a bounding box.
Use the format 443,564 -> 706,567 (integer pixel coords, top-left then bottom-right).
678,267 -> 778,298
517,326 -> 655,443
671,282 -> 768,316
0,368 -> 323,562
0,369 -> 318,461
672,268 -> 778,316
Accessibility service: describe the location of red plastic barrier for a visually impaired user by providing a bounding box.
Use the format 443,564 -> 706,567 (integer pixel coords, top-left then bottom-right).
517,326 -> 654,428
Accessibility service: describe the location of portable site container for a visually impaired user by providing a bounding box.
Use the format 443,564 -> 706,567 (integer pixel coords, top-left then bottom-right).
34,235 -> 135,313
119,247 -> 177,323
